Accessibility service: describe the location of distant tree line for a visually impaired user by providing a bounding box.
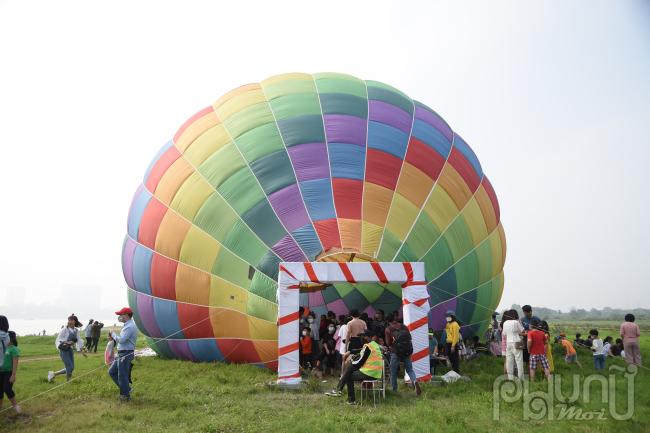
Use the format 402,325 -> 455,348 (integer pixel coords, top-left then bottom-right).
504,304 -> 649,321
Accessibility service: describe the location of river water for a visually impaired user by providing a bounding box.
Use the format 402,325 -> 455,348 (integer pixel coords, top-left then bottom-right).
8,319 -> 119,336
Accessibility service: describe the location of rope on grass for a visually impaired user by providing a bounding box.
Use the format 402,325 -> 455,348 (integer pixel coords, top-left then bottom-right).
0,281 -> 280,414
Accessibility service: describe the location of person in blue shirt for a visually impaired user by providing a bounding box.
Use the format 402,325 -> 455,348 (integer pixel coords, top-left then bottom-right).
108,307 -> 138,402
84,319 -> 94,351
520,305 -> 541,373
428,328 -> 439,376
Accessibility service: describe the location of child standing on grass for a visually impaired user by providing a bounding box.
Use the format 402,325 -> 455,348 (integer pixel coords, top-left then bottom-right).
300,327 -> 312,370
589,329 -> 605,371
0,331 -> 21,413
527,320 -> 551,381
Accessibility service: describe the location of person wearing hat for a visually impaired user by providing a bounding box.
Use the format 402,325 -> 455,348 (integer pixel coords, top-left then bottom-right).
107,307 -> 138,402
325,329 -> 383,405
445,311 -> 460,374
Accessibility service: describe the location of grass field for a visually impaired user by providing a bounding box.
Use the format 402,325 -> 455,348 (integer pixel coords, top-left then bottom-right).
0,326 -> 648,432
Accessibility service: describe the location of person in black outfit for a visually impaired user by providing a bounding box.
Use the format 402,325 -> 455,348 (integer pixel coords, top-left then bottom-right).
316,324 -> 337,377
371,309 -> 388,338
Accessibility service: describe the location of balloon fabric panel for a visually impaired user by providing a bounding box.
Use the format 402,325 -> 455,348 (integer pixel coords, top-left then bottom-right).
124,73 -> 506,369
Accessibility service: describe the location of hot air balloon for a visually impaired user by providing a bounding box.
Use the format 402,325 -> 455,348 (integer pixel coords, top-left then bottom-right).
123,73 -> 506,369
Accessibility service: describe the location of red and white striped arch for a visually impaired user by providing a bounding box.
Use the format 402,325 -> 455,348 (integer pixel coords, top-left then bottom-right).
277,262 -> 430,384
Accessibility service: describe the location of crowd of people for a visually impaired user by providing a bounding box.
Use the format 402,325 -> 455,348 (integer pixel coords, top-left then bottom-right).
0,305 -> 644,411
0,307 -> 139,413
496,306 -> 643,382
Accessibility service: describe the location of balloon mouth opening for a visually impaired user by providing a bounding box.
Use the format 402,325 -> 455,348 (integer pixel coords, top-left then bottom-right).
315,248 -> 379,264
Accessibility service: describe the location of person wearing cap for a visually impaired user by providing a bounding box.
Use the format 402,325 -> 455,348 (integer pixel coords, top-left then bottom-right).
557,333 -> 582,368
107,307 -> 138,402
325,329 -> 383,405
445,311 -> 460,374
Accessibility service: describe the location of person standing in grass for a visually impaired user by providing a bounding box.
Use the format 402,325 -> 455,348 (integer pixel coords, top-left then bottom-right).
334,316 -> 348,374
385,313 -> 422,395
315,324 -> 337,378
620,314 -> 642,367
90,320 -> 104,353
84,319 -> 94,350
300,327 -> 312,370
108,307 -> 138,402
499,311 -> 508,375
0,316 -> 9,371
345,308 -> 367,353
48,315 -> 87,383
444,310 -> 460,374
0,331 -> 20,413
538,320 -> 554,372
589,329 -> 605,371
520,305 -> 541,374
428,329 -> 439,376
502,309 -> 525,381
527,320 -> 550,381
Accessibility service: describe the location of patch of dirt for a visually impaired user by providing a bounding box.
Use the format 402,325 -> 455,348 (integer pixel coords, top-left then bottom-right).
5,413 -> 31,424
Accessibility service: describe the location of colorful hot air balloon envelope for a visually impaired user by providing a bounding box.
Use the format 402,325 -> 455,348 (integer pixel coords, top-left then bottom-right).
123,73 -> 506,369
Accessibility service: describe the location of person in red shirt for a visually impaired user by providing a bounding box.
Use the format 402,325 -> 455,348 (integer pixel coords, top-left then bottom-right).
300,327 -> 312,371
526,320 -> 550,381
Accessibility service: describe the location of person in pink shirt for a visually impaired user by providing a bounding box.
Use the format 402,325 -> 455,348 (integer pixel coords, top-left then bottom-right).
620,314 -> 642,366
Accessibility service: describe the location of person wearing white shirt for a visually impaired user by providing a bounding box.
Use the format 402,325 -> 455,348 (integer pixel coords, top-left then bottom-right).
502,309 -> 525,381
48,315 -> 87,382
589,329 -> 605,371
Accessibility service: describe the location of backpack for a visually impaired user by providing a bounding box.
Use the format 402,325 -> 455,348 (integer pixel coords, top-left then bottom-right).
392,324 -> 413,357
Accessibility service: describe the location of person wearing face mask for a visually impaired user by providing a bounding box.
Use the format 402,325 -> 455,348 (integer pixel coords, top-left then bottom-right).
372,309 -> 387,337
300,327 -> 313,370
445,310 -> 460,374
325,330 -> 383,405
315,324 -> 338,377
107,307 -> 138,402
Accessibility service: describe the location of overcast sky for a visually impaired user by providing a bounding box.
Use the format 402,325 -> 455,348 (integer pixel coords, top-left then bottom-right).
1,1 -> 648,313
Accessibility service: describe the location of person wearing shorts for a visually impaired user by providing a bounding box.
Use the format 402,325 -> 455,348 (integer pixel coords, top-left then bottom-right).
527,320 -> 550,381
557,333 -> 582,368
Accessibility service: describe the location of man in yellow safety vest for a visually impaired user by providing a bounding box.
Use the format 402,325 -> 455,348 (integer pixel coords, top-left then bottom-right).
325,329 -> 383,405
